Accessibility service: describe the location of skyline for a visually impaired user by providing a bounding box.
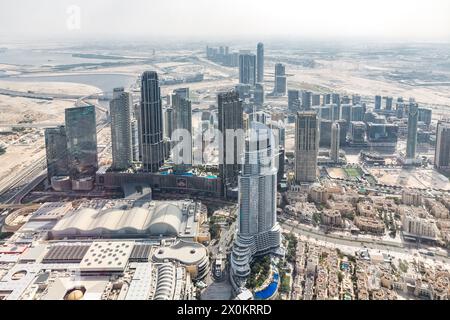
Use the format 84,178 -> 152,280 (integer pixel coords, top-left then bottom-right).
1,0 -> 450,42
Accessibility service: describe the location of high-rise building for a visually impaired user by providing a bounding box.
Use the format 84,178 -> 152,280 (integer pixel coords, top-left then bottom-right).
172,88 -> 192,134
256,42 -> 264,83
131,103 -> 140,162
230,121 -> 281,288
435,120 -> 450,171
351,104 -> 365,122
352,95 -> 361,105
375,95 -> 382,110
418,108 -> 432,126
332,104 -> 341,121
385,97 -> 393,111
218,91 -> 244,197
302,91 -> 312,110
140,71 -> 164,172
319,119 -> 332,148
406,103 -> 419,160
164,107 -> 174,139
312,94 -> 321,107
172,88 -> 192,171
65,105 -> 98,180
332,93 -> 341,107
110,87 -> 133,171
323,93 -> 331,105
45,126 -> 69,182
330,122 -> 340,163
239,54 -> 256,86
288,90 -> 300,112
274,63 -> 286,95
295,111 -> 319,183
253,83 -> 264,106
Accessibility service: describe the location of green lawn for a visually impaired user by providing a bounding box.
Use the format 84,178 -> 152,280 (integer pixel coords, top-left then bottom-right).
344,168 -> 362,178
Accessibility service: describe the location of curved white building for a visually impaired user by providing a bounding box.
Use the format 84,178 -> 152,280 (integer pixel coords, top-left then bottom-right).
50,200 -> 202,240
230,122 -> 282,288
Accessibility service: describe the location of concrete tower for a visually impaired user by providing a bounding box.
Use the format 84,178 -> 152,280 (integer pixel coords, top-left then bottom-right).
239,54 -> 256,86
110,87 -> 133,171
406,102 -> 419,161
218,91 -> 244,198
230,121 -> 281,289
140,71 -> 164,172
330,122 -> 340,163
295,111 -> 319,183
257,42 -> 264,83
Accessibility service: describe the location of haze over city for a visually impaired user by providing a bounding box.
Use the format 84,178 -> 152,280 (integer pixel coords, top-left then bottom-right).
1,0 -> 450,41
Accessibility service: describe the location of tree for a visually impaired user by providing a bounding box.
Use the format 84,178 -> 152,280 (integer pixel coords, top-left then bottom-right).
210,223 -> 221,239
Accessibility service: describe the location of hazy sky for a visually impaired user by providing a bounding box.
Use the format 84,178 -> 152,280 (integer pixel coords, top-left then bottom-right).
0,0 -> 449,42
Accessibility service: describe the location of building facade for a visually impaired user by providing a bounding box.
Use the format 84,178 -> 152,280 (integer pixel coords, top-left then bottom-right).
274,63 -> 286,95
295,111 -> 319,183
230,122 -> 281,288
110,87 -> 133,171
45,126 -> 69,182
218,91 -> 244,198
435,120 -> 450,172
257,42 -> 264,83
239,54 -> 256,86
330,122 -> 340,163
406,102 -> 419,160
140,71 -> 164,172
65,105 -> 98,180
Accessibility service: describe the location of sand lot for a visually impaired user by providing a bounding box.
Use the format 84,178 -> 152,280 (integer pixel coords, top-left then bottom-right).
369,167 -> 450,190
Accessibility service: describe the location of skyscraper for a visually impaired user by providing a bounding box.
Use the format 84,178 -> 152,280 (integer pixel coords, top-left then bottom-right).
312,94 -> 321,107
435,120 -> 450,171
253,83 -> 264,106
406,102 -> 419,160
140,71 -> 164,172
45,126 -> 69,182
218,91 -> 244,197
172,88 -> 192,135
131,103 -> 140,162
302,91 -> 312,110
332,93 -> 341,107
323,93 -> 331,105
274,63 -> 286,95
375,95 -> 382,110
295,111 -> 319,183
110,87 -> 133,171
288,90 -> 300,112
330,122 -> 340,163
65,105 -> 98,181
257,42 -> 264,83
352,95 -> 361,105
385,96 -> 393,111
172,88 -> 192,171
239,54 -> 256,86
230,121 -> 281,288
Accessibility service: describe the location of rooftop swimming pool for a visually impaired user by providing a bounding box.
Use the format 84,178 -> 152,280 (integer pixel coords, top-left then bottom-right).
254,273 -> 279,300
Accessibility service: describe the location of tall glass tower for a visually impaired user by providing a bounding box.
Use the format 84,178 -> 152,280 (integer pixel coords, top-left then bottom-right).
239,53 -> 256,86
140,71 -> 164,172
230,121 -> 282,289
406,102 -> 419,161
256,42 -> 264,83
110,87 -> 133,171
44,125 -> 69,182
65,105 -> 98,179
295,111 -> 319,183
